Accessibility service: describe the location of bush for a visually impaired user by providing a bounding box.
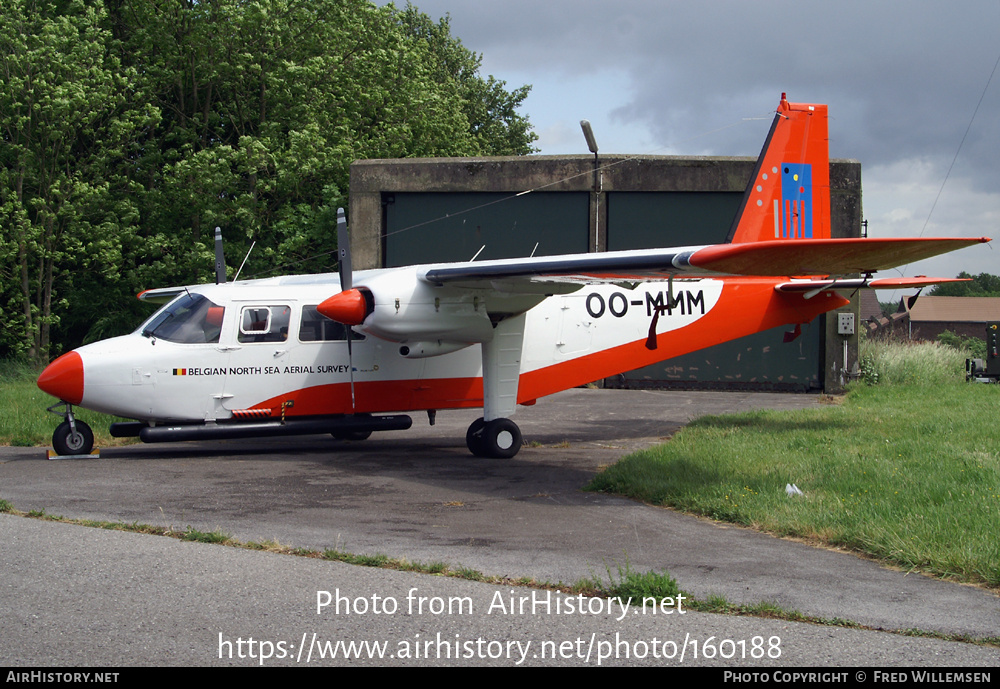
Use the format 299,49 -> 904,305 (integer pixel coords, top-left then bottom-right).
936,330 -> 987,359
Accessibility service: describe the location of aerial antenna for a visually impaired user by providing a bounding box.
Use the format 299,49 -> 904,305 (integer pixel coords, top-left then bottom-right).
233,241 -> 256,282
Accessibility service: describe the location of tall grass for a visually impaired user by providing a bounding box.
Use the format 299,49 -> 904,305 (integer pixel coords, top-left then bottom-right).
858,333 -> 968,386
589,339 -> 1000,587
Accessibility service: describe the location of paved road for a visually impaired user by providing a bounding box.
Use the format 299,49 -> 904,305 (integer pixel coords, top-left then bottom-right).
2,389 -> 997,666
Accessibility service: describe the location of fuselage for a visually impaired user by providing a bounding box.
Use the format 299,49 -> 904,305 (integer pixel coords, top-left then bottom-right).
37,268 -> 848,424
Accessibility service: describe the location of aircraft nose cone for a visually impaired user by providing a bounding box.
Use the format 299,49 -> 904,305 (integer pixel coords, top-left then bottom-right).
37,351 -> 84,405
318,288 -> 370,325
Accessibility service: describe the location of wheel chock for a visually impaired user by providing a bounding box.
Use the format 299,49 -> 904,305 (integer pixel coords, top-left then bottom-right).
46,448 -> 101,460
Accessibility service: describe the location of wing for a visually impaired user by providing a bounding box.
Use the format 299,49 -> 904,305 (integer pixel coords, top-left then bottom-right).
420,245 -> 701,290
419,237 -> 990,291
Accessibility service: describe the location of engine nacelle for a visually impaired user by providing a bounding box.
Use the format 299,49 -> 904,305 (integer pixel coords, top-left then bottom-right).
321,267 -> 495,345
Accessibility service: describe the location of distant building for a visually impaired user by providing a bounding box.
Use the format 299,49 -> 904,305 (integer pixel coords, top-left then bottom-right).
860,290 -> 884,331
861,290 -> 908,335
873,296 -> 1000,340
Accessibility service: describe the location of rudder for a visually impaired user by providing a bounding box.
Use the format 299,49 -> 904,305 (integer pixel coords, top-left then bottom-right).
727,94 -> 830,243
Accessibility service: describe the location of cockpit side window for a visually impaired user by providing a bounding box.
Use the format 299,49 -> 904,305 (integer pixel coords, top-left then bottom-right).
139,293 -> 226,344
299,305 -> 365,342
238,305 -> 291,343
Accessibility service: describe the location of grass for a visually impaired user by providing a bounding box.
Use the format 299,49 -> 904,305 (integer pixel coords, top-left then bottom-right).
182,527 -> 233,544
857,335 -> 969,386
588,338 -> 1000,588
0,359 -> 131,448
600,557 -> 681,606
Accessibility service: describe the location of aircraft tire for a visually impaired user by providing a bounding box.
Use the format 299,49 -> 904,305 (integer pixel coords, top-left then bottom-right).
480,418 -> 522,459
52,420 -> 94,456
465,417 -> 488,456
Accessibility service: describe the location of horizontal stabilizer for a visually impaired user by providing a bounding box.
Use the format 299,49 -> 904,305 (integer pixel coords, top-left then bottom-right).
775,276 -> 972,293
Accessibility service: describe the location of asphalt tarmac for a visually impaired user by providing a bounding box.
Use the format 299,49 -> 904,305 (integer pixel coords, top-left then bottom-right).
2,388 -> 997,667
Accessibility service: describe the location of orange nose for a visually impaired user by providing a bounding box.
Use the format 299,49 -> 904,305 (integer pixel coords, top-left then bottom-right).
37,351 -> 84,405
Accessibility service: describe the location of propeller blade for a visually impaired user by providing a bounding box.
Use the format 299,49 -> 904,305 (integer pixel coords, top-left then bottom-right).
337,207 -> 351,292
336,207 -> 356,410
214,227 -> 226,284
347,325 -> 356,411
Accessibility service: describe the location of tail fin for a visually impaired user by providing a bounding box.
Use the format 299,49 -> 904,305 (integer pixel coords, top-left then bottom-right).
727,94 -> 830,243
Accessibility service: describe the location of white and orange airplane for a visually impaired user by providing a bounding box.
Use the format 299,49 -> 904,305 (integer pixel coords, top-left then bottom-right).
37,95 -> 988,458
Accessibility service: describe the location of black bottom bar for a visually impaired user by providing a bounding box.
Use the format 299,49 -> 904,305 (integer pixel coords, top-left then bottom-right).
128,415 -> 412,444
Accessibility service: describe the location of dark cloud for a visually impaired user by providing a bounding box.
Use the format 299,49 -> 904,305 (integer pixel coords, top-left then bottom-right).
408,0 -> 1000,186
395,0 -> 997,278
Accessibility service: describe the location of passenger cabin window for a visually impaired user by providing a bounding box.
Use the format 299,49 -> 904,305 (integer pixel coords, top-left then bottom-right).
299,305 -> 364,342
140,293 -> 225,344
239,305 -> 291,343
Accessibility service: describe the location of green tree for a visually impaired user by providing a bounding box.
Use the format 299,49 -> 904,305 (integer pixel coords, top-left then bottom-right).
395,3 -> 537,156
2,0 -> 537,358
928,272 -> 1000,297
109,0 -> 535,283
0,0 -> 158,361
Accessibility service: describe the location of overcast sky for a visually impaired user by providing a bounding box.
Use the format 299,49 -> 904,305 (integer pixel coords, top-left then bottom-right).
397,0 -> 999,283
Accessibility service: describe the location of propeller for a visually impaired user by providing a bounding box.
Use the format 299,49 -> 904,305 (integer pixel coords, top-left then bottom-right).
214,227 -> 226,284
336,207 -> 356,410
321,207 -> 374,325
337,208 -> 351,291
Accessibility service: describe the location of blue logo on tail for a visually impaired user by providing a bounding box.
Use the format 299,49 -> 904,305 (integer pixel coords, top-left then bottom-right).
780,163 -> 812,239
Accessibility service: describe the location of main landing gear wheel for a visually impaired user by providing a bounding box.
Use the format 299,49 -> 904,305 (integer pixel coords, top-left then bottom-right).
465,418 -> 487,455
465,417 -> 522,459
52,420 -> 94,456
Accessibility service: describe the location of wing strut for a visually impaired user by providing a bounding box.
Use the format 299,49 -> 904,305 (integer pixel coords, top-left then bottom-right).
467,314 -> 526,459
481,314 -> 526,422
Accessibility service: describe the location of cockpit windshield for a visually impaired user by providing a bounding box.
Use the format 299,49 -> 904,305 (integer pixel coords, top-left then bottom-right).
138,293 -> 226,344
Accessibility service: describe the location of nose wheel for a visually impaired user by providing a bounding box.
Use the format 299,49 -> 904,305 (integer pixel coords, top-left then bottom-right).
466,417 -> 522,458
47,401 -> 95,456
52,419 -> 94,456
